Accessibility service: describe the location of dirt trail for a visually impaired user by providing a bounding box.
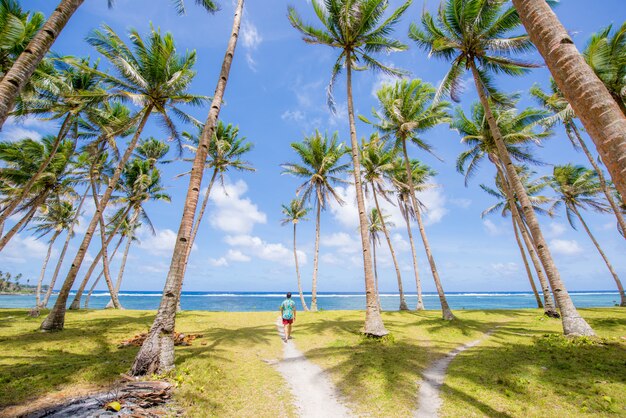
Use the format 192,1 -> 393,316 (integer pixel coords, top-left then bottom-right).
274,319 -> 353,418
415,329 -> 496,418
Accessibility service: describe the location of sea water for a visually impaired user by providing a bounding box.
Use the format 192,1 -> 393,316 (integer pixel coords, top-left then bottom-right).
0,291 -> 621,311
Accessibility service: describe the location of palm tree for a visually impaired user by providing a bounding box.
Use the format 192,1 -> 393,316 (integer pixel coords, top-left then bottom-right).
549,165 -> 626,307
0,0 -> 218,128
0,0 -> 44,77
282,131 -> 349,312
511,0 -> 626,206
413,0 -> 594,335
281,198 -> 310,311
30,200 -> 75,313
288,0 -> 411,335
41,25 -> 203,331
360,135 -> 408,311
130,0 -> 244,376
365,78 -> 453,319
454,101 -> 559,317
367,207 -> 384,308
389,158 -> 435,311
530,81 -> 626,238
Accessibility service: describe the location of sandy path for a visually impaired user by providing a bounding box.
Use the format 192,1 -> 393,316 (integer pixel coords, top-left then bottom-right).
415,329 -> 495,418
273,319 -> 353,418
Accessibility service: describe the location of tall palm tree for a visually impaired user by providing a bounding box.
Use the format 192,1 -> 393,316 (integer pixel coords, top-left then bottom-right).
30,200 -> 75,312
365,79 -> 453,319
0,0 -> 44,77
549,164 -> 626,307
41,25 -> 203,331
360,135 -> 408,311
511,0 -> 626,206
281,198 -> 310,311
367,207 -> 385,308
288,0 -> 411,335
0,0 -> 218,128
413,0 -> 594,335
530,81 -> 626,238
389,158 -> 435,311
282,131 -> 349,312
131,0 -> 244,376
454,101 -> 559,317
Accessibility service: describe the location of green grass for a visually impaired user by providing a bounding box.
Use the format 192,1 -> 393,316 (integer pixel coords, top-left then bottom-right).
0,308 -> 624,417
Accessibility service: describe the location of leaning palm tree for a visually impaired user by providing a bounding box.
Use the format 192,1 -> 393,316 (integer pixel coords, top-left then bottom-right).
131,0 -> 244,376
365,78 -> 453,319
412,0 -> 594,335
0,0 -> 44,77
281,198 -> 310,311
511,0 -> 626,206
30,200 -> 75,313
360,135 -> 408,311
41,25 -> 203,331
367,207 -> 385,308
530,81 -> 626,238
288,0 -> 411,335
282,131 -> 349,312
454,101 -> 559,317
549,165 -> 626,307
0,0 -> 218,128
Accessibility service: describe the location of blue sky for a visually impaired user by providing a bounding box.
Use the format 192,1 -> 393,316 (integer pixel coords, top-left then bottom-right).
1,0 -> 625,294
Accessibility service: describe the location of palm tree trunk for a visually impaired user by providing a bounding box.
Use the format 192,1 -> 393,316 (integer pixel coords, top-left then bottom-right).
130,0 -> 245,376
106,209 -> 139,308
345,53 -> 387,336
470,63 -> 592,335
293,222 -> 308,311
572,206 -> 626,307
512,216 -> 542,308
372,238 -> 381,310
569,124 -> 626,238
0,0 -> 84,128
68,207 -> 130,310
310,198 -> 321,312
41,105 -> 152,331
0,193 -> 44,251
35,231 -> 61,310
85,235 -> 124,309
511,0 -> 626,206
371,186 -> 408,311
402,200 -> 424,310
401,139 -> 454,320
0,114 -> 73,234
44,188 -> 89,308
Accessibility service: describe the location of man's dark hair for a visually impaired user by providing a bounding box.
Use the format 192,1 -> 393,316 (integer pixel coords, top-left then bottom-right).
286,292 -> 292,298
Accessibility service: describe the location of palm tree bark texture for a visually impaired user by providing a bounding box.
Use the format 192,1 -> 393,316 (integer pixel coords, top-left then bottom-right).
512,0 -> 626,205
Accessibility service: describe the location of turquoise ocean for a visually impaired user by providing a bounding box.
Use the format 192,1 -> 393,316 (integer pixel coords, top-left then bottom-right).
0,290 -> 621,311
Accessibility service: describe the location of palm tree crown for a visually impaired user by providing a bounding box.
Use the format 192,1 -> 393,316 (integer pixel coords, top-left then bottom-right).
281,198 -> 310,226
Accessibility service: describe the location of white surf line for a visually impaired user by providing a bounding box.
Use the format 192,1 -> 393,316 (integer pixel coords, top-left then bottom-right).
273,318 -> 354,418
415,328 -> 497,418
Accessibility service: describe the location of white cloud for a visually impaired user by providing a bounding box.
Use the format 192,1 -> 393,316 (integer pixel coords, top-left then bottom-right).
321,232 -> 361,254
0,116 -> 55,142
550,239 -> 584,256
491,262 -> 518,276
391,233 -> 410,252
209,257 -> 229,267
547,222 -> 567,238
0,126 -> 42,142
371,70 -> 403,98
417,186 -> 448,225
0,234 -> 50,264
224,234 -> 306,266
483,219 -> 502,236
450,198 -> 472,209
209,179 -> 267,234
281,110 -> 305,121
137,228 -> 177,256
226,249 -> 251,262
241,18 -> 262,71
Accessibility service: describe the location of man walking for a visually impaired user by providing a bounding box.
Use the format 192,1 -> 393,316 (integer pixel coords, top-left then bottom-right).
280,292 -> 296,342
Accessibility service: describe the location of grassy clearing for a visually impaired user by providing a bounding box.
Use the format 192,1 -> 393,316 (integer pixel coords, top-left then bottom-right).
0,308 -> 624,417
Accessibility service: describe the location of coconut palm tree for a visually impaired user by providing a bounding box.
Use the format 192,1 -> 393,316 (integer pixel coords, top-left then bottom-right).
365,78 -> 453,319
134,137 -> 170,169
0,0 -> 44,77
511,0 -> 626,206
281,198 -> 310,311
413,0 -> 594,335
0,0 -> 218,128
41,25 -> 203,331
288,0 -> 411,335
30,199 -> 75,313
367,207 -> 384,308
530,81 -> 626,238
360,135 -> 408,311
549,164 -> 626,307
130,0 -> 244,376
282,131 -> 349,312
454,101 -> 559,317
389,158 -> 435,311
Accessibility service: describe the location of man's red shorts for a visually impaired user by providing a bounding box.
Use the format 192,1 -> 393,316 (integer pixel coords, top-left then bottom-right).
282,318 -> 293,325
